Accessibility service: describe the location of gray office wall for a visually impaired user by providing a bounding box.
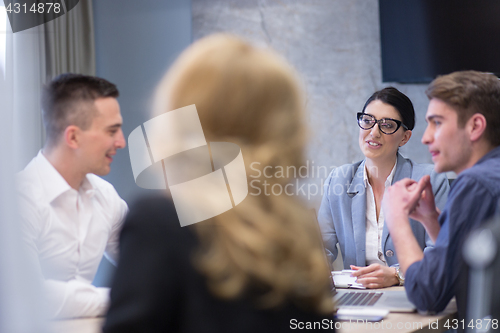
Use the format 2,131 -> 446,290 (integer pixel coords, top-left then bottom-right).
92,0 -> 191,286
93,0 -> 192,205
94,0 -> 435,209
193,0 -> 434,207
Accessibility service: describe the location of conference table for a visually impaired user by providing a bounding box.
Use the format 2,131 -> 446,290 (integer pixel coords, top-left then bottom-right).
50,287 -> 456,333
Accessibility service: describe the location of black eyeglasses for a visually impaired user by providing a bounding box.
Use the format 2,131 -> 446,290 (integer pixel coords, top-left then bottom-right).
357,113 -> 408,135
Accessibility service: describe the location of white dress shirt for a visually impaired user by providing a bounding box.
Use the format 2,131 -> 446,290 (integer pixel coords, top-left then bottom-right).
364,161 -> 397,266
16,151 -> 128,319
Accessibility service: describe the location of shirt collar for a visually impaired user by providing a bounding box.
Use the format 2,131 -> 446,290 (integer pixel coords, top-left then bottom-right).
475,145 -> 500,166
80,176 -> 96,198
363,159 -> 398,188
35,151 -> 95,203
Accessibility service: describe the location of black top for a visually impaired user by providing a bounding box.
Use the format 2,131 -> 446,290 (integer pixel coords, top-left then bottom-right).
103,195 -> 333,333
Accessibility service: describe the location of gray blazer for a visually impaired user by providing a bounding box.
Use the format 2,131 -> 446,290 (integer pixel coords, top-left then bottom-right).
318,153 -> 449,268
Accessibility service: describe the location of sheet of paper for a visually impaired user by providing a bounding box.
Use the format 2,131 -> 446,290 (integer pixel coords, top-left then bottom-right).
332,270 -> 366,289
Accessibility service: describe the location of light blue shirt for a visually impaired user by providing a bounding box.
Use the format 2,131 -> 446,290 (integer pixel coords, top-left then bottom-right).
318,153 -> 449,268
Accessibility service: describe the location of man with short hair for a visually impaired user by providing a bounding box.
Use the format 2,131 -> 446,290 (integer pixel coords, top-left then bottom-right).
383,71 -> 500,321
17,74 -> 127,319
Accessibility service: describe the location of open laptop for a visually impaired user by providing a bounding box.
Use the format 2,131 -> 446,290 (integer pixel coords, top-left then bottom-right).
333,281 -> 416,313
309,209 -> 416,313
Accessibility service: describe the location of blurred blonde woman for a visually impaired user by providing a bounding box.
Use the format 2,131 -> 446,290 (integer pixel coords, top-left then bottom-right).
104,34 -> 333,333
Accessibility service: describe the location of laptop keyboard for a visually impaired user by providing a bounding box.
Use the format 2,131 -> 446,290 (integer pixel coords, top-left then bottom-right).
337,292 -> 383,306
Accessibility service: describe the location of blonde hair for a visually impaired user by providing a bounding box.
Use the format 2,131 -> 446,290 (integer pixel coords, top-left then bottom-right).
154,34 -> 332,313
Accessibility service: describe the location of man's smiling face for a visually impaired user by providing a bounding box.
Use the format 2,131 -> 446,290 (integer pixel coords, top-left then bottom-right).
77,97 -> 126,176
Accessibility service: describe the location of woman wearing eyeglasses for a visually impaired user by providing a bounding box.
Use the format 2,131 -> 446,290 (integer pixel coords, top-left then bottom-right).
318,87 -> 449,288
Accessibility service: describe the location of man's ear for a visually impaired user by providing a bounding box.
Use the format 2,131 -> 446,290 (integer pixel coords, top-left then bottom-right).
399,130 -> 412,147
64,125 -> 81,149
467,113 -> 487,142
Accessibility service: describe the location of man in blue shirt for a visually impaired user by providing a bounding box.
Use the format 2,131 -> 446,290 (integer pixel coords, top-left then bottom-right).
382,71 -> 500,323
